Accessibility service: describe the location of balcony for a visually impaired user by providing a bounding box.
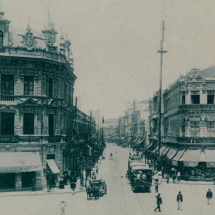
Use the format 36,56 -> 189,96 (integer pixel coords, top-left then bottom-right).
163,136 -> 215,146
0,135 -> 65,144
1,95 -> 15,101
1,47 -> 67,64
178,104 -> 215,112
0,95 -> 65,106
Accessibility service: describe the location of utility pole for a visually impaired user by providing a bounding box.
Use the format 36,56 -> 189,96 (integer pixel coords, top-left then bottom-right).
72,97 -> 78,173
157,21 -> 167,157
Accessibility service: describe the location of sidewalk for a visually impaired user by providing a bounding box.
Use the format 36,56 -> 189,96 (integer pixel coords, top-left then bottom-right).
0,184 -> 86,198
160,178 -> 214,186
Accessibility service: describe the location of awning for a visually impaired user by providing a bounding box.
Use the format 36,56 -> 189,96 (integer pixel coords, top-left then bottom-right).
179,150 -> 201,167
152,146 -> 159,154
147,143 -> 153,149
160,146 -> 167,154
171,150 -> 185,166
46,159 -> 60,174
166,149 -> 178,160
0,152 -> 42,173
205,150 -> 215,168
161,147 -> 170,156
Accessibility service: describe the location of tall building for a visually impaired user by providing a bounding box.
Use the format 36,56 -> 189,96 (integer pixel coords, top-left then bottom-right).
149,67 -> 215,179
0,10 -> 76,190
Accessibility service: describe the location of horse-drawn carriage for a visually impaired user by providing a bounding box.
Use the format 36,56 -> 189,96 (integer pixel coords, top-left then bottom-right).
86,179 -> 107,200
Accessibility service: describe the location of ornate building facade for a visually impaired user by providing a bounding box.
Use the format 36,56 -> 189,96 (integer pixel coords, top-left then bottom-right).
0,10 -> 76,190
149,67 -> 215,178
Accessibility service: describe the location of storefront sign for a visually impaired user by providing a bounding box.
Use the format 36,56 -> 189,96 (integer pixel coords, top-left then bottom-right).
206,162 -> 215,168
0,165 -> 42,173
0,136 -> 19,143
183,161 -> 198,167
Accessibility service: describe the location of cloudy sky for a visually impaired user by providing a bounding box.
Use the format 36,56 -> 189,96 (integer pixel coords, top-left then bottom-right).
2,0 -> 215,118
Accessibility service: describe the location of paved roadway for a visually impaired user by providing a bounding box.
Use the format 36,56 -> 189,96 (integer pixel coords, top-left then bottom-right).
1,143 -> 215,215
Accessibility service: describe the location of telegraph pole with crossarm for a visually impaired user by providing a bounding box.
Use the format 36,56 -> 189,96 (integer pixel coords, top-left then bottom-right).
157,21 -> 167,157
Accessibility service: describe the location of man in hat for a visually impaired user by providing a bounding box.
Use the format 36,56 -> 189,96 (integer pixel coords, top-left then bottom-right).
177,191 -> 183,210
206,189 -> 213,205
154,193 -> 162,212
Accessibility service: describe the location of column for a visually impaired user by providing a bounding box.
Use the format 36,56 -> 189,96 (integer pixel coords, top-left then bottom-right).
200,90 -> 207,104
186,91 -> 191,104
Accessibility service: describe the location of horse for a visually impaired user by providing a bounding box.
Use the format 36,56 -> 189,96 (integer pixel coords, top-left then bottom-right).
93,186 -> 100,200
86,186 -> 93,200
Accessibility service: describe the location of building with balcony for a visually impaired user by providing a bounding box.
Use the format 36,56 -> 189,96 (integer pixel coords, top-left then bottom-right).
149,67 -> 215,179
0,10 -> 76,190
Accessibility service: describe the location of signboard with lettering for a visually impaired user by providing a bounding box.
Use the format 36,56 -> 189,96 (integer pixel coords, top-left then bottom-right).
0,136 -> 19,143
183,161 -> 198,167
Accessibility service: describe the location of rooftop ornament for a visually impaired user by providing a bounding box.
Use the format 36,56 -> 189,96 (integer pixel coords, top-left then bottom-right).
21,24 -> 37,50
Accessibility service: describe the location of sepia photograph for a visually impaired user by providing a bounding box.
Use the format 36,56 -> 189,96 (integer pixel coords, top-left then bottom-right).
0,0 -> 215,214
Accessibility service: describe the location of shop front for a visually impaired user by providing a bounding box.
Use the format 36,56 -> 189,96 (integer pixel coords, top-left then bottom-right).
46,159 -> 60,188
0,152 -> 43,191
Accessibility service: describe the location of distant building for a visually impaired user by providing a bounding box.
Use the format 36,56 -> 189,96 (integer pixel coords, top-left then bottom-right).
103,118 -> 118,137
117,100 -> 149,148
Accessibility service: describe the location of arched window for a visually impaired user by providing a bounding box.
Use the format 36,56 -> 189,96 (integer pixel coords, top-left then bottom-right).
0,31 -> 3,46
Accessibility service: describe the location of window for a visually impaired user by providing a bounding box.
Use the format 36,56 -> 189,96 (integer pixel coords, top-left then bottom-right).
207,95 -> 214,104
0,31 -> 3,46
191,95 -> 200,104
47,154 -> 55,160
24,76 -> 34,96
49,78 -> 53,97
1,113 -> 14,135
23,113 -> 34,134
182,92 -> 186,105
1,75 -> 14,95
49,114 -> 54,136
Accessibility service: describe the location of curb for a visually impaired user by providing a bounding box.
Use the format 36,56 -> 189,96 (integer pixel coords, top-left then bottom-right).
160,179 -> 214,186
0,189 -> 86,198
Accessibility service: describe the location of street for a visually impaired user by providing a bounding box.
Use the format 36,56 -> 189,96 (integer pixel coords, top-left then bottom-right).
0,143 -> 215,215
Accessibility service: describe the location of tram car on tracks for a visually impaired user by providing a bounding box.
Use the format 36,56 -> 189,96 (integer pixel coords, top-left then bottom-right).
127,165 -> 152,192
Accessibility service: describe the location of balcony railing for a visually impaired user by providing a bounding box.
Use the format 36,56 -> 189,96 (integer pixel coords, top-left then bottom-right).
0,135 -> 64,144
0,95 -> 65,105
179,104 -> 215,111
163,136 -> 215,144
1,95 -> 15,101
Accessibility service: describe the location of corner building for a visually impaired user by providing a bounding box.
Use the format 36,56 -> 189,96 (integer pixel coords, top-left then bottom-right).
149,67 -> 215,180
0,10 -> 76,190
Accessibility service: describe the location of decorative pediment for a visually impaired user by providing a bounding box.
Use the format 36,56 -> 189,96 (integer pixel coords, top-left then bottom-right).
21,25 -> 37,50
185,69 -> 205,83
19,97 -> 39,106
48,99 -> 57,107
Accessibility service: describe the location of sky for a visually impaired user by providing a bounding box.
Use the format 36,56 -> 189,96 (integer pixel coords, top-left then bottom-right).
2,0 -> 215,118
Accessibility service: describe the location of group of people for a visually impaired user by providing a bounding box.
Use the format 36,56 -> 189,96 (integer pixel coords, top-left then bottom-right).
154,191 -> 183,212
154,189 -> 213,212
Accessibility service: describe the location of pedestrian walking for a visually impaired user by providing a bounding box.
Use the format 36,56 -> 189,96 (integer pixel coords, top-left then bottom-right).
166,174 -> 170,184
206,189 -> 213,205
154,193 -> 162,212
32,178 -> 35,192
172,174 -> 176,184
177,191 -> 183,210
177,171 -> 181,182
155,178 -> 159,193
